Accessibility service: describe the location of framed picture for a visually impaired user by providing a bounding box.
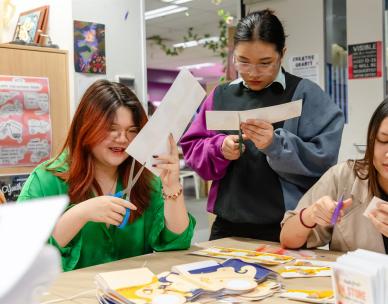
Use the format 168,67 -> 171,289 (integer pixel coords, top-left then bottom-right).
13,6 -> 49,44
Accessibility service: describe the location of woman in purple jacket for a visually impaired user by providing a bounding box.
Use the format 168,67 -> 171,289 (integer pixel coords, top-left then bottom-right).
180,9 -> 344,241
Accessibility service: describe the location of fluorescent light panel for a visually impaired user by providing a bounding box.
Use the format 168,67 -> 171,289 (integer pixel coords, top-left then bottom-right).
178,62 -> 216,70
145,5 -> 188,20
173,36 -> 219,48
162,0 -> 192,3
174,0 -> 193,4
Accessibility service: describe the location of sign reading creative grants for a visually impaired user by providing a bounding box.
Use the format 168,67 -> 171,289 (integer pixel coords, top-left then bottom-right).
288,54 -> 319,85
0,76 -> 52,167
348,41 -> 382,79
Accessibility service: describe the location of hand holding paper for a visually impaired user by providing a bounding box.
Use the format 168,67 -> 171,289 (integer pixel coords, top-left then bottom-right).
363,196 -> 388,217
364,196 -> 388,236
241,119 -> 274,150
206,99 -> 302,131
152,133 -> 181,190
126,69 -> 206,176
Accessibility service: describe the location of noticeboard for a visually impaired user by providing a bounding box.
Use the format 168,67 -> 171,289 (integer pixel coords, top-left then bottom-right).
348,41 -> 382,79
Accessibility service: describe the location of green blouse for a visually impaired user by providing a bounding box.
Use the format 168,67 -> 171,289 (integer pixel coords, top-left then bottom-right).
17,155 -> 196,271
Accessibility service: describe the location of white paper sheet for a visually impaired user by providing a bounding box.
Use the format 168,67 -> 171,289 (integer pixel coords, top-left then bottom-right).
205,99 -> 303,131
0,196 -> 68,298
363,196 -> 388,217
126,69 -> 206,176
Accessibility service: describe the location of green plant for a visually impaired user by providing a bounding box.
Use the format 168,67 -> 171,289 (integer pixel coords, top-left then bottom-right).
148,9 -> 232,64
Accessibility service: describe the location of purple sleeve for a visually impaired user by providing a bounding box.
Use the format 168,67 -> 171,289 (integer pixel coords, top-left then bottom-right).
180,89 -> 231,181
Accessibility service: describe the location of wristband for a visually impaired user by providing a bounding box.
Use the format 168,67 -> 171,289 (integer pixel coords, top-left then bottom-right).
299,207 -> 317,228
162,185 -> 183,200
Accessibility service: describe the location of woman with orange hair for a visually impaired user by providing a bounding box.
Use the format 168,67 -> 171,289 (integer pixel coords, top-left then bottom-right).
18,80 -> 195,271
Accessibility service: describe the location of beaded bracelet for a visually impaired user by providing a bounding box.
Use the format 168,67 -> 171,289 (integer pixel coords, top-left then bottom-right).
299,207 -> 317,229
162,185 -> 183,200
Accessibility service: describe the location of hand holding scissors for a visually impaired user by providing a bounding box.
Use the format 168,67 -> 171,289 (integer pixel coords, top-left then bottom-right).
221,113 -> 246,160
112,159 -> 145,228
304,194 -> 352,227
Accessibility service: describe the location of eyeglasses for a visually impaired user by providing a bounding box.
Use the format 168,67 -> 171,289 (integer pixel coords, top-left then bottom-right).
109,126 -> 139,140
233,56 -> 280,75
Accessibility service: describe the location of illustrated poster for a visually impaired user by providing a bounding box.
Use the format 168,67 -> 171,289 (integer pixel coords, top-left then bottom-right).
0,76 -> 51,167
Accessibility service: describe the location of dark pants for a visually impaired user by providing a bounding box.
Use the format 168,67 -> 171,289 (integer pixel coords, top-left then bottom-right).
209,216 -> 281,242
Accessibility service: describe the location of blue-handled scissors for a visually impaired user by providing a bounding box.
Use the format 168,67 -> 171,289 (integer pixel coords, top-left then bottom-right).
113,159 -> 145,229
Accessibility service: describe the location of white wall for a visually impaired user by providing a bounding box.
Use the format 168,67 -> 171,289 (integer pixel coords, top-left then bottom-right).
1,0 -> 75,113
244,0 -> 387,162
339,0 -> 385,161
1,0 -> 147,115
2,0 -> 73,49
244,0 -> 325,89
72,0 -> 147,109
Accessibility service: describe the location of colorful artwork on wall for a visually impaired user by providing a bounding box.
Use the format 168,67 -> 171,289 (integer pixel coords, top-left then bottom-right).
74,20 -> 106,74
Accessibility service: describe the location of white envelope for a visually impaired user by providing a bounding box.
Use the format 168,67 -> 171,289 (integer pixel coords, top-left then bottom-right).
126,69 -> 206,176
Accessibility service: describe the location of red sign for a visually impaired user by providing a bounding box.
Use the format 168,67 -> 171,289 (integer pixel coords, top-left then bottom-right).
348,41 -> 382,79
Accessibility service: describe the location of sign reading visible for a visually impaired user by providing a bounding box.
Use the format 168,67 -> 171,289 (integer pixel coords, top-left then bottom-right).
348,41 -> 382,79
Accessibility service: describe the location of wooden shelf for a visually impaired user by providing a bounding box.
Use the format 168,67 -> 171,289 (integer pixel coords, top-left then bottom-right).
0,44 -> 70,175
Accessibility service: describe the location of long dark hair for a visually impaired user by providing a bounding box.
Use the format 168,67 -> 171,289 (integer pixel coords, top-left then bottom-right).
48,80 -> 154,221
352,98 -> 388,197
234,9 -> 286,54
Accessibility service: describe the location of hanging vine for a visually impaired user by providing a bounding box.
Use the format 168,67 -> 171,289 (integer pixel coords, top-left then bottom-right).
147,9 -> 233,64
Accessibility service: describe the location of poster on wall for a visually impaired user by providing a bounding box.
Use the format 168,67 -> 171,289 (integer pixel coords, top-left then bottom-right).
0,76 -> 51,167
0,173 -> 29,202
288,54 -> 319,84
348,41 -> 382,79
74,20 -> 106,74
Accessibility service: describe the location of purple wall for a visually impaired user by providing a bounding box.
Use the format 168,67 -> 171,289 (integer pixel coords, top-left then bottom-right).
147,67 -> 215,102
147,68 -> 179,102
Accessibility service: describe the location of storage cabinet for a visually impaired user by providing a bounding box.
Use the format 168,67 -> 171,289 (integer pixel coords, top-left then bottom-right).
0,43 -> 70,174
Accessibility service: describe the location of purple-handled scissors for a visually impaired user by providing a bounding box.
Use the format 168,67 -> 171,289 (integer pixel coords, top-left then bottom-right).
330,192 -> 345,225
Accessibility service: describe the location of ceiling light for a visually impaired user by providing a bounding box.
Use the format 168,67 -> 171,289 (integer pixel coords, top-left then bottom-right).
178,63 -> 216,70
161,0 -> 192,3
174,0 -> 193,4
145,5 -> 188,20
173,36 -> 219,48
